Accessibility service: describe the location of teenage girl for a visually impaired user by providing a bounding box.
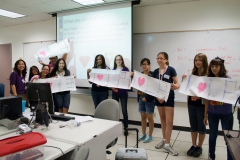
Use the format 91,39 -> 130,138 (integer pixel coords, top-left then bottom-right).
203,57 -> 233,160
154,52 -> 180,156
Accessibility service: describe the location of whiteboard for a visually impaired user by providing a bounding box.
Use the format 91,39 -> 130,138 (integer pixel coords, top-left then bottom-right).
23,41 -> 55,81
132,29 -> 240,102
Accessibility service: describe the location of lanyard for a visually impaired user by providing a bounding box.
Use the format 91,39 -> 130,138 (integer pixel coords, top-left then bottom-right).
159,66 -> 168,80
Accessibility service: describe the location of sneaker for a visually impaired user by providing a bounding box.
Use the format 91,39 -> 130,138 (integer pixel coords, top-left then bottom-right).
187,146 -> 196,156
162,145 -> 178,156
192,147 -> 202,157
155,140 -> 165,149
143,136 -> 153,143
138,134 -> 146,141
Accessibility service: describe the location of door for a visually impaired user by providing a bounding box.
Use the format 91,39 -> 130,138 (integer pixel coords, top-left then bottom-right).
0,44 -> 12,96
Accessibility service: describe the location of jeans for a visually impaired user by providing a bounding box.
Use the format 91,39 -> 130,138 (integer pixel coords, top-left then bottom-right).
91,91 -> 109,109
54,93 -> 71,110
208,112 -> 233,160
188,105 -> 206,134
112,92 -> 128,129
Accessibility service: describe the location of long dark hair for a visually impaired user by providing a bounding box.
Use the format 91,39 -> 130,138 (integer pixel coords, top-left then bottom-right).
157,52 -> 169,65
113,54 -> 128,69
93,54 -> 108,69
192,53 -> 208,76
50,58 -> 68,77
28,66 -> 40,81
13,59 -> 27,78
207,58 -> 227,78
40,65 -> 50,78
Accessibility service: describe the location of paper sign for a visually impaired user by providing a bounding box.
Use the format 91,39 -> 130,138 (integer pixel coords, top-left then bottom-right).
130,70 -> 171,101
33,76 -> 76,93
179,74 -> 240,104
34,38 -> 70,59
89,69 -> 131,89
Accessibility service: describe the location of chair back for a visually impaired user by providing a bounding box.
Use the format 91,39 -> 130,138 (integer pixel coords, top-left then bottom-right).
94,99 -> 120,121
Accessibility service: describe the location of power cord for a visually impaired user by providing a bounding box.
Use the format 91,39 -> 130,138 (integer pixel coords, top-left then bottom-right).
45,145 -> 67,160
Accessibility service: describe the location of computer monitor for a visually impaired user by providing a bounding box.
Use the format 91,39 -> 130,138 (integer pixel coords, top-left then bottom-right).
0,96 -> 22,120
26,82 -> 54,114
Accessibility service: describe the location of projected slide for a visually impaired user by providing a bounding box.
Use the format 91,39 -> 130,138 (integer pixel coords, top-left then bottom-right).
57,3 -> 132,87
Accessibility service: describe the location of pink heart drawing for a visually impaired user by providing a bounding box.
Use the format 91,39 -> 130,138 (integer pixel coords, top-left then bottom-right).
40,51 -> 46,56
79,56 -> 90,67
138,77 -> 145,86
97,74 -> 103,81
198,82 -> 206,93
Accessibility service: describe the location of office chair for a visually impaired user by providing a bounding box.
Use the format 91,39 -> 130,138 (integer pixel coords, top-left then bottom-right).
94,99 -> 120,154
73,146 -> 89,160
0,83 -> 4,98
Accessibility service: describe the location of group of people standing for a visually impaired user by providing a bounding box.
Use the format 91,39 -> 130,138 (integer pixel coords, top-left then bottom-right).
9,51 -> 233,160
9,54 -> 71,113
87,52 -> 233,160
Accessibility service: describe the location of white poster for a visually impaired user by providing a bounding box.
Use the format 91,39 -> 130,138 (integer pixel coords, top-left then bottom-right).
179,74 -> 240,104
88,69 -> 131,89
33,76 -> 76,93
130,70 -> 171,101
34,38 -> 70,60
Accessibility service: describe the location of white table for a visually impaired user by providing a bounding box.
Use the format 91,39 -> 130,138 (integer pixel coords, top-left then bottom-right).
1,109 -> 122,160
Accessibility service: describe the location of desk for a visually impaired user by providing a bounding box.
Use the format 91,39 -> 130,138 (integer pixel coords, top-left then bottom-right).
223,130 -> 240,160
0,132 -> 76,160
0,126 -> 16,137
1,109 -> 122,160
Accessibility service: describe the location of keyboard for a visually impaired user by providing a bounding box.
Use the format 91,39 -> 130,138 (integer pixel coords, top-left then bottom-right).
50,114 -> 75,121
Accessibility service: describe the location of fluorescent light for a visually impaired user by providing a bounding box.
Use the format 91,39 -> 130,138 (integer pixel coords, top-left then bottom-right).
0,9 -> 25,18
73,0 -> 105,5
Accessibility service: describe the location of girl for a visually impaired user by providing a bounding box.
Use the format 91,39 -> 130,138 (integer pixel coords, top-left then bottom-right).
10,59 -> 28,100
203,57 -> 233,160
112,55 -> 129,130
182,53 -> 208,157
30,65 -> 50,82
154,52 -> 180,156
87,54 -> 109,109
50,58 -> 71,113
137,58 -> 155,143
28,66 -> 40,81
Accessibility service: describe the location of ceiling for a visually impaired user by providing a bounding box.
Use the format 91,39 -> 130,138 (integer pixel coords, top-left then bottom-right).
0,0 -> 199,28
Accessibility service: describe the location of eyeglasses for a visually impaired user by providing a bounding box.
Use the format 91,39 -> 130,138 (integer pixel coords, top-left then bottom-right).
156,58 -> 165,60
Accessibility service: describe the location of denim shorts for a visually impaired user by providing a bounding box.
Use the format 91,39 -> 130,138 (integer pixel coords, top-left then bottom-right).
188,105 -> 206,134
138,98 -> 155,114
55,93 -> 70,109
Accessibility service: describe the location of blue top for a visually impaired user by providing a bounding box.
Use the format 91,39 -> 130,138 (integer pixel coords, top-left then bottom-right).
153,66 -> 177,98
112,67 -> 129,94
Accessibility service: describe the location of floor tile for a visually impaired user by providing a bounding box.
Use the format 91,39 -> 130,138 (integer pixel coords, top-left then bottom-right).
117,133 -> 138,147
138,137 -> 175,152
177,131 -> 227,147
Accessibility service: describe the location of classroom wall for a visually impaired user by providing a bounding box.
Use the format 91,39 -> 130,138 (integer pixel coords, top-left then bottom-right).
0,0 -> 239,129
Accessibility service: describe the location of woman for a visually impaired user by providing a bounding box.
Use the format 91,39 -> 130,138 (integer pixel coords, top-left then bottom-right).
10,59 -> 28,100
50,58 -> 71,113
182,53 -> 208,157
30,65 -> 50,82
28,66 -> 40,81
154,52 -> 180,156
137,58 -> 155,143
87,54 -> 109,109
112,55 -> 129,130
203,57 -> 233,160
